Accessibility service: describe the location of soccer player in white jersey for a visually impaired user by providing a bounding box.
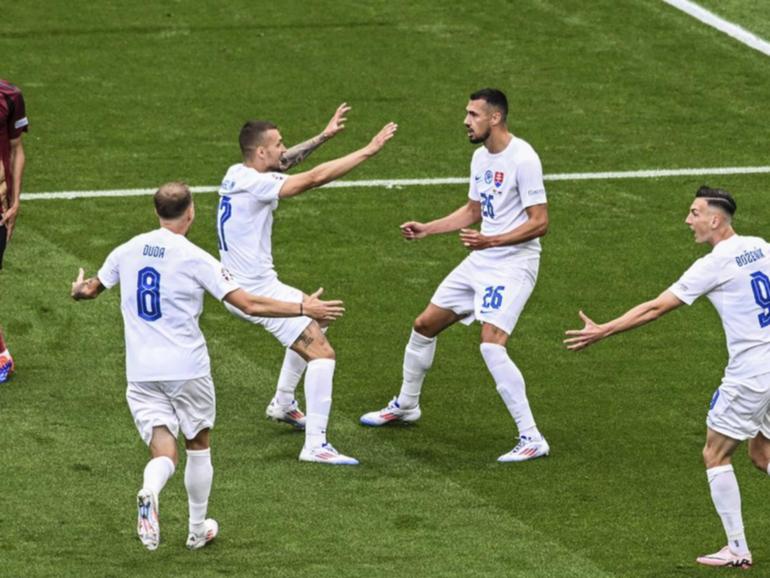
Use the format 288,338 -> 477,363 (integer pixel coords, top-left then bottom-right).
359,88 -> 550,463
246,103 -> 349,432
217,116 -> 397,465
565,187 -> 770,570
71,182 -> 344,551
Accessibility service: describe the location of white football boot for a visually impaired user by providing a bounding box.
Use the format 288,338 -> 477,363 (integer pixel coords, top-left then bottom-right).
136,489 -> 160,551
186,518 -> 219,550
299,442 -> 359,465
265,398 -> 306,430
497,435 -> 550,463
696,545 -> 752,569
359,397 -> 421,427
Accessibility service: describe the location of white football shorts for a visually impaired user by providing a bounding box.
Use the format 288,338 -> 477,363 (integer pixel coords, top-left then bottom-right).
430,255 -> 539,335
707,372 -> 770,441
224,277 -> 312,347
126,375 -> 216,445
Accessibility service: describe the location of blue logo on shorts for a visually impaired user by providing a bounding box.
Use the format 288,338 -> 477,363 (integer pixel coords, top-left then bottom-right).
709,388 -> 721,410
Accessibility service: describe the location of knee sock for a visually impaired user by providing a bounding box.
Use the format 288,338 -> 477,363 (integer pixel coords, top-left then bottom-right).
480,343 -> 540,439
142,456 -> 175,496
304,359 -> 335,448
274,348 -> 307,406
185,448 -> 213,534
396,329 -> 436,409
707,465 -> 749,554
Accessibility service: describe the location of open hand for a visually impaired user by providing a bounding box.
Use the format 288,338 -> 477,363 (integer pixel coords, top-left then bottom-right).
367,122 -> 398,154
71,267 -> 86,299
322,103 -> 351,140
563,310 -> 605,351
303,288 -> 345,321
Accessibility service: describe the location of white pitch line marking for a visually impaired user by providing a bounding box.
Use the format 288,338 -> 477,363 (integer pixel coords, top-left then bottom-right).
663,0 -> 770,57
21,166 -> 770,201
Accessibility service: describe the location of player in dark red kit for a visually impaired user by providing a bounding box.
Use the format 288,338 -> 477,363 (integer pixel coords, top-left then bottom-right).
0,79 -> 29,383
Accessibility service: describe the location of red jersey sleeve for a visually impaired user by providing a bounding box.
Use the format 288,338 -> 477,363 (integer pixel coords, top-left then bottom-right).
8,90 -> 28,139
0,80 -> 29,140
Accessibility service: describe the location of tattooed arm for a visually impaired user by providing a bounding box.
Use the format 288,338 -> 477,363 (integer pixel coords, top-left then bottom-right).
279,103 -> 351,171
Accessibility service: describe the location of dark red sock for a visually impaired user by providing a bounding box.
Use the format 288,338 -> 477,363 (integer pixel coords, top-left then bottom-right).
0,329 -> 6,352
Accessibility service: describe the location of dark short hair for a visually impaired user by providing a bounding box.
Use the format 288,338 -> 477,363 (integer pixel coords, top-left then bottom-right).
239,120 -> 278,156
469,88 -> 508,121
695,185 -> 736,216
154,181 -> 192,219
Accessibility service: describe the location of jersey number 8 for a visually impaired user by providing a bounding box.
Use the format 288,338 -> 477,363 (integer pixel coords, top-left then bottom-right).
137,267 -> 162,322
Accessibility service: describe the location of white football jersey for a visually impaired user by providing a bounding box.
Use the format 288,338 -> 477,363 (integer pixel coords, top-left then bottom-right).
216,163 -> 288,285
98,227 -> 239,381
668,234 -> 770,380
467,136 -> 547,265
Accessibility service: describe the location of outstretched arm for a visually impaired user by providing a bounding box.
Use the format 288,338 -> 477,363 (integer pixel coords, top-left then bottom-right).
225,287 -> 344,321
400,201 -> 481,240
459,203 -> 548,250
278,122 -> 397,198
71,268 -> 106,300
279,103 -> 351,172
564,290 -> 684,351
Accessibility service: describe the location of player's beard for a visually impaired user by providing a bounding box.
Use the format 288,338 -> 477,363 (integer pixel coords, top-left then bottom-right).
468,128 -> 490,144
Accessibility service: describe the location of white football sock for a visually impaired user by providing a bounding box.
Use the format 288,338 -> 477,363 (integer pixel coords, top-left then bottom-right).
273,327 -> 328,406
396,329 -> 436,409
480,343 -> 540,438
304,359 -> 335,448
142,456 -> 175,496
185,448 -> 213,534
274,348 -> 307,406
707,465 -> 749,554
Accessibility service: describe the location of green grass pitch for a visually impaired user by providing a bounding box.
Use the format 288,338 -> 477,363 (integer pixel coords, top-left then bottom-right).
2,1 -> 770,576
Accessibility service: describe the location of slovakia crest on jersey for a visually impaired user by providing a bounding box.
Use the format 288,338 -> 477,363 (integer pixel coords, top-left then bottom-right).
494,172 -> 504,188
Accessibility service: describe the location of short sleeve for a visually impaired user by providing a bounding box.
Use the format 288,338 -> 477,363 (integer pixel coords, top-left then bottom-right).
192,249 -> 240,301
9,90 -> 28,139
97,247 -> 122,289
468,158 -> 480,201
668,256 -> 721,305
517,155 -> 547,208
247,171 -> 287,203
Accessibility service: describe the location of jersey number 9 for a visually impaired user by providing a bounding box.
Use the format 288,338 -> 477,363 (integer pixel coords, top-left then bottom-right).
750,271 -> 770,328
